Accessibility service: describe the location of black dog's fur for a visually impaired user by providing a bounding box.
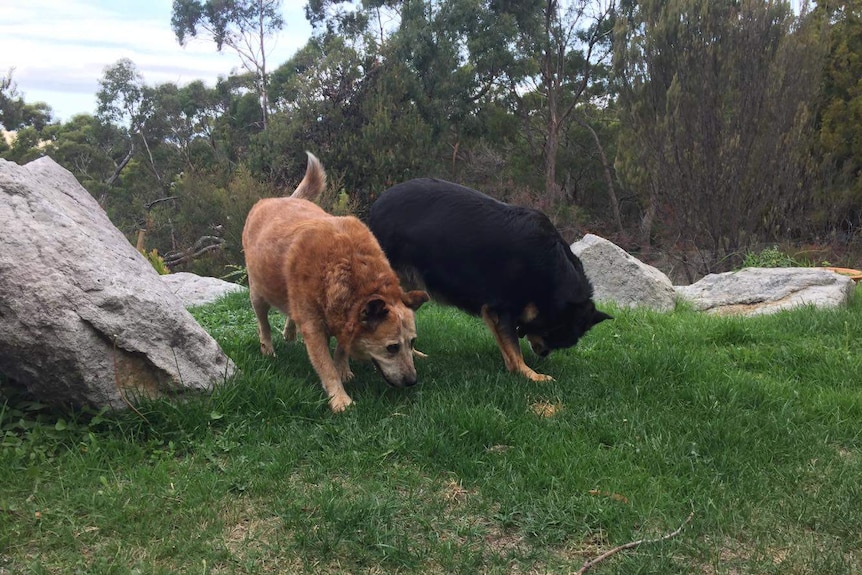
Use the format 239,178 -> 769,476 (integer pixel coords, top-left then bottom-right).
368,178 -> 611,381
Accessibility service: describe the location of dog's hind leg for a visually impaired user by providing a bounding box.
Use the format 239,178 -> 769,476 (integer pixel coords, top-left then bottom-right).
481,306 -> 554,382
251,291 -> 276,356
300,323 -> 353,412
283,317 -> 297,342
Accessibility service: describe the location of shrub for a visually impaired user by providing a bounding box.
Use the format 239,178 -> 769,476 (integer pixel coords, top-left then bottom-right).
143,248 -> 170,275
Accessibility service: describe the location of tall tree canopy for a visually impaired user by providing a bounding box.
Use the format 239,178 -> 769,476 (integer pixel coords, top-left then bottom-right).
614,0 -> 825,270
171,0 -> 284,129
815,0 -> 862,233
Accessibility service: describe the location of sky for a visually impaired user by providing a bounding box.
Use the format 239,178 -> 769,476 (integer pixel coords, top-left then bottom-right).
0,0 -> 314,123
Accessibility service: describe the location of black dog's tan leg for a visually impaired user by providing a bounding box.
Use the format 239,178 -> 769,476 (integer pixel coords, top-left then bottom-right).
481,306 -> 554,382
333,343 -> 354,382
250,291 -> 275,356
300,323 -> 352,412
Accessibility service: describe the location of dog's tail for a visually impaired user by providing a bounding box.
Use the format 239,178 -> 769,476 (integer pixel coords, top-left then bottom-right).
290,151 -> 327,201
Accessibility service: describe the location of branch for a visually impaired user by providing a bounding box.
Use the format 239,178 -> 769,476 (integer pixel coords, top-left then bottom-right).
573,509 -> 694,575
163,236 -> 225,268
144,196 -> 179,211
105,143 -> 135,187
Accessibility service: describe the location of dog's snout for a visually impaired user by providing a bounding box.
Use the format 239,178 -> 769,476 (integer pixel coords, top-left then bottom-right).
404,376 -> 418,387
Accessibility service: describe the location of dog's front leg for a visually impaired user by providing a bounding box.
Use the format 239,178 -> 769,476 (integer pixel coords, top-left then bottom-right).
300,324 -> 353,412
481,306 -> 554,382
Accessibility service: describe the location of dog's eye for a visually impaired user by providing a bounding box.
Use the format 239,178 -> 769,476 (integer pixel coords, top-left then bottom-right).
387,343 -> 400,354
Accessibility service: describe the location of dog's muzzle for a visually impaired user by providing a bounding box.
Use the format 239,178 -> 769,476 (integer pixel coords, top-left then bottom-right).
526,335 -> 550,357
372,359 -> 418,388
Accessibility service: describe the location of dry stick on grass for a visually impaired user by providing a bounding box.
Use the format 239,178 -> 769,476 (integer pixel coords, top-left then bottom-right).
573,509 -> 695,575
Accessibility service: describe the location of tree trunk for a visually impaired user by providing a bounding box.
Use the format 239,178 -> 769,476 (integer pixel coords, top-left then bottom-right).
574,114 -> 624,236
105,144 -> 135,188
640,189 -> 656,254
258,1 -> 268,130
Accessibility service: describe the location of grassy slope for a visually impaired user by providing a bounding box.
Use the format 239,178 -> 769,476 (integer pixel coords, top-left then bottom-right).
1,288 -> 860,574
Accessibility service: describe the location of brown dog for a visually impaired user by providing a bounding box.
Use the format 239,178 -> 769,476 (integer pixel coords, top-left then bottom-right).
242,153 -> 429,412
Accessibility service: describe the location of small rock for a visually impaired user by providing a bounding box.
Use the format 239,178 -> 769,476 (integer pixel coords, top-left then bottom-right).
160,272 -> 246,308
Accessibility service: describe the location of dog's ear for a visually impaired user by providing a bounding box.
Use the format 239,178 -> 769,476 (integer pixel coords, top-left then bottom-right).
360,296 -> 389,328
402,290 -> 430,311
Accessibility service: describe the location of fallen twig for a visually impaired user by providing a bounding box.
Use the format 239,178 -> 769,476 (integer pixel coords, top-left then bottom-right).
573,508 -> 694,575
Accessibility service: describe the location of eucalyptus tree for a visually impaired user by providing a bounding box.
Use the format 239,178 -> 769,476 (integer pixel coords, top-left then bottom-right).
0,69 -> 54,133
815,0 -> 862,235
502,0 -> 617,204
614,0 -> 825,270
302,0 -> 529,184
96,58 -> 164,187
171,0 -> 284,129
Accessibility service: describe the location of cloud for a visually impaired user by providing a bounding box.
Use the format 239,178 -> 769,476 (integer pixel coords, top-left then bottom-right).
0,0 -> 312,122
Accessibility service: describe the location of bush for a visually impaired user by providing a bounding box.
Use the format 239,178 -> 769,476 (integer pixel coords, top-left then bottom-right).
143,248 -> 170,275
740,246 -> 808,268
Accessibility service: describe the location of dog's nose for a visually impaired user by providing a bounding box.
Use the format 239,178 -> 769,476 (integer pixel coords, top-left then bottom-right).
404,376 -> 418,387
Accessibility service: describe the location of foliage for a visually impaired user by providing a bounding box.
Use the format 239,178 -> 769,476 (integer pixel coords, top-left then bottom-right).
814,0 -> 862,235
5,0 -> 862,280
142,248 -> 171,275
740,245 -> 809,268
221,264 -> 248,286
0,69 -> 54,132
614,0 -> 827,271
171,0 -> 285,128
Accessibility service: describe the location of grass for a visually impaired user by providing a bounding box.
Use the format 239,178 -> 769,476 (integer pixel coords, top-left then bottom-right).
1,288 -> 861,574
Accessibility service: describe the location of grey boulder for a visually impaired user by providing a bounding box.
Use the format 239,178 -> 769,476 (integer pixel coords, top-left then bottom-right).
674,267 -> 856,316
160,272 -> 246,308
0,157 -> 236,409
571,233 -> 676,312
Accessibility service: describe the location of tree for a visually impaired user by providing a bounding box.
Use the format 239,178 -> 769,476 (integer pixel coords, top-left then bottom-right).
507,0 -> 617,203
171,0 -> 284,129
614,0 -> 825,271
46,114 -> 127,192
96,59 -> 158,187
1,69 -> 54,132
815,0 -> 862,236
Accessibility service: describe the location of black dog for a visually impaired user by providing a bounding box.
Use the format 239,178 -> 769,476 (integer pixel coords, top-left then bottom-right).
368,178 -> 611,381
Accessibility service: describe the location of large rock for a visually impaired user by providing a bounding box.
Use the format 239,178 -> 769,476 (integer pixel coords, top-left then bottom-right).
674,267 -> 856,316
571,234 -> 676,311
0,157 -> 236,409
160,272 -> 246,308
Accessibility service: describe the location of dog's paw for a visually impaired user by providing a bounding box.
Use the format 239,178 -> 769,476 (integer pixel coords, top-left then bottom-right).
338,367 -> 355,382
260,342 -> 276,357
523,368 -> 554,382
329,394 -> 354,413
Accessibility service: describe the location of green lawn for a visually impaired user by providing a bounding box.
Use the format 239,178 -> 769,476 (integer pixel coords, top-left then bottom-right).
1,288 -> 860,574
